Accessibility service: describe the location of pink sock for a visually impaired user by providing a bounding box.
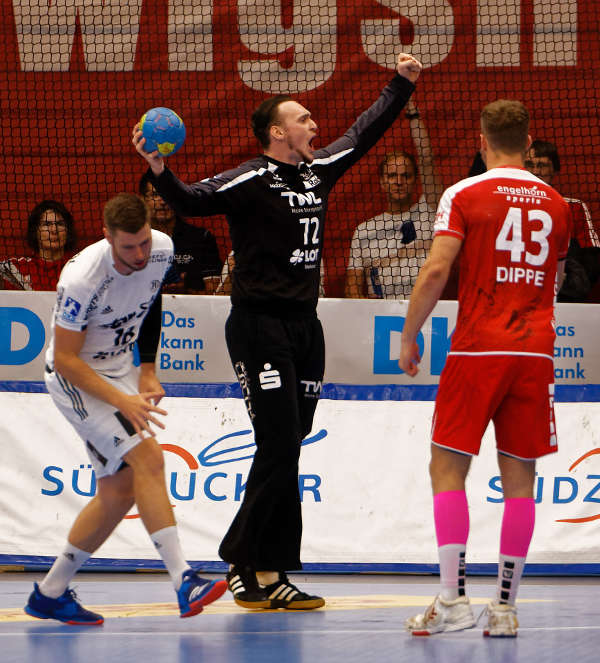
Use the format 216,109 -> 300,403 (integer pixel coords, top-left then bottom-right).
500,498 -> 535,557
497,497 -> 535,605
434,490 -> 469,546
434,491 -> 469,599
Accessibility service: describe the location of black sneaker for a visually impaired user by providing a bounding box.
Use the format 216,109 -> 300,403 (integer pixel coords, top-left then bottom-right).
262,573 -> 325,610
226,566 -> 270,609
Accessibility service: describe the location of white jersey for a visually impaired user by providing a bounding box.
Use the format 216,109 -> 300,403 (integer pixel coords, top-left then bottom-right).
45,230 -> 173,378
347,195 -> 435,299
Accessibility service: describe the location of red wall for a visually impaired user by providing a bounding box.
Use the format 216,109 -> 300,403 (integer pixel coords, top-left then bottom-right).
1,0 -> 598,296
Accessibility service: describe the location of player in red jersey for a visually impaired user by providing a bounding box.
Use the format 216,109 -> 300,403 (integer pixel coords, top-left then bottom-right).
399,100 -> 569,637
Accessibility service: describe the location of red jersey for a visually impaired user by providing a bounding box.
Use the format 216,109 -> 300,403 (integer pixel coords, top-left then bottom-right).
564,197 -> 599,248
0,254 -> 72,291
435,167 -> 570,357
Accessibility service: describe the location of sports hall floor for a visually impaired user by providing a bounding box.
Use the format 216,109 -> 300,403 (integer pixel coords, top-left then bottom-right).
1,572 -> 598,662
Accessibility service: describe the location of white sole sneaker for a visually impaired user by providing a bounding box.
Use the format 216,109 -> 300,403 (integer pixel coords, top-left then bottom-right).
406,595 -> 476,636
483,601 -> 518,637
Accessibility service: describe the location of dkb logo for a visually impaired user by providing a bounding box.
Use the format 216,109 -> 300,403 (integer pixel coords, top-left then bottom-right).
0,307 -> 46,365
373,315 -> 453,376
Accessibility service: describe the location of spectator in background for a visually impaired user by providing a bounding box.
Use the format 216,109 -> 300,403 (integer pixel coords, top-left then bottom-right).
344,99 -> 444,299
0,200 -> 77,291
524,140 -> 600,302
139,173 -> 222,294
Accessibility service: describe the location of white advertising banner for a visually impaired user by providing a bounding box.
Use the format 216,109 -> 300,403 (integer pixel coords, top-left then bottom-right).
1,292 -> 599,389
0,392 -> 599,565
0,292 -> 599,567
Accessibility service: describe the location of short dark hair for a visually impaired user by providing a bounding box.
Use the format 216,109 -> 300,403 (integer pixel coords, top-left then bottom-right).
481,99 -> 530,154
103,193 -> 150,235
138,171 -> 155,197
251,95 -> 293,148
528,139 -> 561,172
26,199 -> 77,253
378,151 -> 418,179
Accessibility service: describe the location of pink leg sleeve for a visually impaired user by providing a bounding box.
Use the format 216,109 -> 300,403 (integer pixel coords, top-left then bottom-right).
433,490 -> 470,546
500,497 -> 535,557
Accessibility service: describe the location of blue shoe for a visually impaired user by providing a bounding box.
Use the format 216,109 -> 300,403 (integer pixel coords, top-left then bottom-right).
24,583 -> 104,625
177,570 -> 227,618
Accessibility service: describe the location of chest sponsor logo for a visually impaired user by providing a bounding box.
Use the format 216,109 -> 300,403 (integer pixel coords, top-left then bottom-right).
290,248 -> 319,265
281,191 -> 322,207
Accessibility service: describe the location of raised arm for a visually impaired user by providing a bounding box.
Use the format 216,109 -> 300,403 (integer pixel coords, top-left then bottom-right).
405,98 -> 444,211
132,124 -> 232,219
313,54 -> 422,183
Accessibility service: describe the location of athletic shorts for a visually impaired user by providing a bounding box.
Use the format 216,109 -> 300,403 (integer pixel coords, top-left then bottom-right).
45,365 -> 143,478
432,354 -> 557,460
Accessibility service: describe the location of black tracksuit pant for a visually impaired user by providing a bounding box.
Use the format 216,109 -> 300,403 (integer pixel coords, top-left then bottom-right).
218,306 -> 325,571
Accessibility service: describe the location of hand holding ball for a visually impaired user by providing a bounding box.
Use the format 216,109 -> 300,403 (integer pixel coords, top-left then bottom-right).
139,107 -> 186,157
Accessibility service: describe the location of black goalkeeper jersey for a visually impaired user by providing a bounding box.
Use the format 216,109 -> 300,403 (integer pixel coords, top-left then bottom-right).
150,74 -> 415,314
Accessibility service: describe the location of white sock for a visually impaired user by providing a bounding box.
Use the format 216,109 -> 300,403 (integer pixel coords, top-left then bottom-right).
497,554 -> 526,605
150,526 -> 191,589
39,543 -> 91,598
256,571 -> 279,586
438,543 -> 466,601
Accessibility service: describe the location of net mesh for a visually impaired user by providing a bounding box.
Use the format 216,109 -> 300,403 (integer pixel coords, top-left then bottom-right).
1,0 -> 599,298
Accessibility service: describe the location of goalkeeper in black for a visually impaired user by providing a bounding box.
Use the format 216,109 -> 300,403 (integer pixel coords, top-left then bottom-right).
133,52 -> 422,610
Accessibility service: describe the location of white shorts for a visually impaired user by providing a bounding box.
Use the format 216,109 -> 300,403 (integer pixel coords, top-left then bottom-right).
45,364 -> 144,478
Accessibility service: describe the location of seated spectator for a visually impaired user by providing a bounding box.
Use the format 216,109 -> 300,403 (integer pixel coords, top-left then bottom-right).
524,140 -> 600,302
344,99 -> 443,299
0,199 -> 77,290
216,250 -> 326,297
139,172 -> 223,294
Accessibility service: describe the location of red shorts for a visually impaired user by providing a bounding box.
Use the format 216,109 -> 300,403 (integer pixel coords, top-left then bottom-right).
432,354 -> 557,460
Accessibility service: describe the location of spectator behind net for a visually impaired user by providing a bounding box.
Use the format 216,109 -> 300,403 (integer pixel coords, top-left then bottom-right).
139,172 -> 222,294
1,199 -> 77,290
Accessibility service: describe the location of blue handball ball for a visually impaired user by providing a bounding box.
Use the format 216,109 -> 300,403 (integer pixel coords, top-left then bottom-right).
139,107 -> 186,157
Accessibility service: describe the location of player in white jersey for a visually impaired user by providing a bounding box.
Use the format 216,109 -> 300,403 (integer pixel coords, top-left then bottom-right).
24,193 -> 226,625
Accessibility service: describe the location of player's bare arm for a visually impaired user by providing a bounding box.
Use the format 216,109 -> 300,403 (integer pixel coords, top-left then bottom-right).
399,235 -> 462,376
405,98 -> 444,211
53,325 -> 167,437
396,53 -> 422,83
132,124 -> 165,177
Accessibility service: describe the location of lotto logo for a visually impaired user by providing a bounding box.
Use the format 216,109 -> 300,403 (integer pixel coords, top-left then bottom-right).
259,363 -> 281,390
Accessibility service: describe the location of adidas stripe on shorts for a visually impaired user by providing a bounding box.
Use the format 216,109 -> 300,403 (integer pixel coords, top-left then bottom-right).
45,364 -> 144,478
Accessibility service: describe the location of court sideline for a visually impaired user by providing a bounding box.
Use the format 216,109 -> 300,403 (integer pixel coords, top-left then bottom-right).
1,572 -> 598,662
